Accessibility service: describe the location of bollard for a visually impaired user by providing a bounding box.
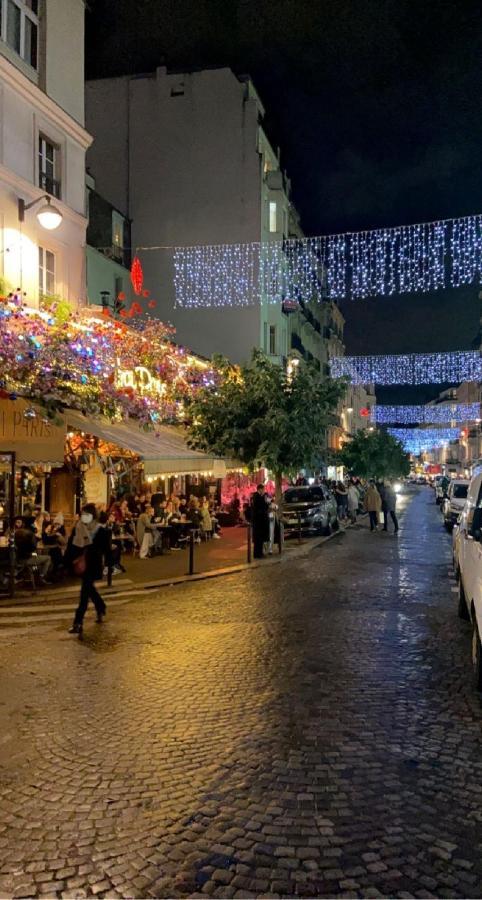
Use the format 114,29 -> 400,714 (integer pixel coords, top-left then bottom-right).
8,530 -> 15,598
107,527 -> 113,587
278,520 -> 284,555
297,511 -> 302,544
188,529 -> 195,575
247,524 -> 252,563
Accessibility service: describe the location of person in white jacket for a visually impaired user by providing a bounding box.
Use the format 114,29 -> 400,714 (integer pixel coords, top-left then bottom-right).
347,482 -> 360,524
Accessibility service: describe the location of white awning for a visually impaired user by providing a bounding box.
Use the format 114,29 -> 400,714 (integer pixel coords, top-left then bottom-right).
65,410 -> 229,476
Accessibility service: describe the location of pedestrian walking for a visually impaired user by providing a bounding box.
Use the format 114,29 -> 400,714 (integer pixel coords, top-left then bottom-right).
69,505 -> 112,636
347,481 -> 359,524
267,497 -> 278,554
335,481 -> 348,521
383,482 -> 399,533
377,481 -> 388,530
251,484 -> 270,559
365,481 -> 382,531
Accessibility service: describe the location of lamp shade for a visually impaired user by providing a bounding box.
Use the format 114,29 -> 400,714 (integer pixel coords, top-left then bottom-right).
36,200 -> 62,230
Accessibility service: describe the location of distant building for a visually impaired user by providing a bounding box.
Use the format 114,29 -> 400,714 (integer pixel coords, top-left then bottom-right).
0,0 -> 91,306
85,66 -> 295,364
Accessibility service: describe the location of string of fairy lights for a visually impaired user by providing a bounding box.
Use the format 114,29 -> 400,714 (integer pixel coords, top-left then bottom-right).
372,402 -> 480,425
387,428 -> 462,454
330,351 -> 481,385
166,213 -> 482,307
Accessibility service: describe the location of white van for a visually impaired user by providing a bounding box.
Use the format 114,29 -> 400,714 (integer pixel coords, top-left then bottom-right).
442,479 -> 469,530
455,468 -> 482,689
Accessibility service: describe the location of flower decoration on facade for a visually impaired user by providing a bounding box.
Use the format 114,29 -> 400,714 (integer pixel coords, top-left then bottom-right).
0,298 -> 222,428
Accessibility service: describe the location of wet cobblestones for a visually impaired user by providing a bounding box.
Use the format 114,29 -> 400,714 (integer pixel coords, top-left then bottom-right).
0,489 -> 481,898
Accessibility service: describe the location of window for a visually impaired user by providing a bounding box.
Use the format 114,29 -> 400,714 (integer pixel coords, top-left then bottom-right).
112,212 -> 124,256
1,0 -> 38,69
269,324 -> 276,356
114,276 -> 123,299
38,246 -> 55,296
269,201 -> 277,233
263,321 -> 268,352
39,135 -> 60,198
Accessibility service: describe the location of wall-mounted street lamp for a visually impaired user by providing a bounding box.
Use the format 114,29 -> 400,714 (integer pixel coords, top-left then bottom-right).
18,194 -> 63,231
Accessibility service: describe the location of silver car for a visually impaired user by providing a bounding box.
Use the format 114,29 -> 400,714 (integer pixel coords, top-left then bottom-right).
281,485 -> 338,536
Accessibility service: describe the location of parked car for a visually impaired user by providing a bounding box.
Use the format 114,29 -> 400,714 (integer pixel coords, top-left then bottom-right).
454,467 -> 482,689
281,485 -> 338,536
442,479 -> 469,530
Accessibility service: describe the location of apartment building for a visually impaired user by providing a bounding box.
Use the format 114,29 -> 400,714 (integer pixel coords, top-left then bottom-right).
0,0 -> 91,306
85,66 -> 293,364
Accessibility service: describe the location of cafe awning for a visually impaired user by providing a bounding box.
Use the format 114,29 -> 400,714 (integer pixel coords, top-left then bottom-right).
0,399 -> 65,467
66,410 -> 232,477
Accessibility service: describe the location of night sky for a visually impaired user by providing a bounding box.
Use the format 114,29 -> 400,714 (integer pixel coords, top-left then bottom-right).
86,0 -> 482,400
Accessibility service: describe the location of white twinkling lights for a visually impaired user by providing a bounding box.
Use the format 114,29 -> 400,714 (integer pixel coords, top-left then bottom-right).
171,215 -> 482,307
373,402 -> 480,424
388,427 -> 461,454
330,352 -> 482,385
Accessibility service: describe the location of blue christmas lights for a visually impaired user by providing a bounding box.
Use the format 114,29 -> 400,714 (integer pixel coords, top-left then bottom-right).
388,427 -> 461,454
373,402 -> 480,424
330,352 -> 482,385
172,215 -> 482,307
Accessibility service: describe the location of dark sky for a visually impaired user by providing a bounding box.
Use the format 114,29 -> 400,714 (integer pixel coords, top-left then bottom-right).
86,0 -> 482,399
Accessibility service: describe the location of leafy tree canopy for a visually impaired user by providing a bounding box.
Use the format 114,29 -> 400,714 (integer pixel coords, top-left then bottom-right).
187,349 -> 344,496
338,429 -> 410,480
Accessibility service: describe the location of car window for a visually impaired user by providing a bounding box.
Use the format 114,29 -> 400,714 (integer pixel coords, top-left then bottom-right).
453,484 -> 468,499
284,488 -> 323,503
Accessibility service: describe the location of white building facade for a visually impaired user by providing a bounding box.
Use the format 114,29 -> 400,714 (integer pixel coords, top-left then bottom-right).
0,0 -> 91,306
85,66 -> 293,364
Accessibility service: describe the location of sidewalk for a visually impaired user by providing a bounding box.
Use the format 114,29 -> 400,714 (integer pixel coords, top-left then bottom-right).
0,526 -> 345,627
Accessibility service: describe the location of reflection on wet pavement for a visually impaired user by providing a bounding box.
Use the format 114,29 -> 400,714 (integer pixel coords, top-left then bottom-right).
0,487 -> 481,898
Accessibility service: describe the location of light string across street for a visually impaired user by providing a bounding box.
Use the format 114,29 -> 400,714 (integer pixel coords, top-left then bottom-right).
387,427 -> 462,454
167,213 -> 482,307
372,402 -> 480,424
330,351 -> 481,385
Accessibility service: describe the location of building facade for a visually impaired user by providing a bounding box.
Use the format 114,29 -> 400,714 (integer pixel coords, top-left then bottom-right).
85,66 -> 294,364
0,0 -> 91,307
85,173 -> 132,310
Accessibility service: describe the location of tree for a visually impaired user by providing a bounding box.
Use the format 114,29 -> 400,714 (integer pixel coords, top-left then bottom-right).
338,429 -> 410,480
186,349 -> 344,500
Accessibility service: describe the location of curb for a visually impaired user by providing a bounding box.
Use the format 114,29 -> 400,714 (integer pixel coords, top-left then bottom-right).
0,529 -> 346,625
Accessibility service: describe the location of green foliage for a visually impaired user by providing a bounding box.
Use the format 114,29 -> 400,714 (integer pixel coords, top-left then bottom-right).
40,294 -> 73,324
338,429 -> 410,479
187,349 -> 344,490
0,275 -> 11,297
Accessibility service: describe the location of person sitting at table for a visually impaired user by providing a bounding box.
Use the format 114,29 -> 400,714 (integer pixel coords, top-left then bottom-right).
33,508 -> 47,537
41,512 -> 67,575
106,512 -> 126,573
208,499 -> 222,538
169,493 -> 181,514
178,495 -> 188,517
111,498 -> 130,523
13,517 -> 52,584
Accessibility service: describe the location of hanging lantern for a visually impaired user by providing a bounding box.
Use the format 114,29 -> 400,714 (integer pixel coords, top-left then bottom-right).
360,407 -> 370,418
130,256 -> 144,295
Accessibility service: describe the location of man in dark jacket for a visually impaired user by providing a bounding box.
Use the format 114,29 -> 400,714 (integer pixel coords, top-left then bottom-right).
383,483 -> 399,533
251,484 -> 269,559
69,506 -> 112,635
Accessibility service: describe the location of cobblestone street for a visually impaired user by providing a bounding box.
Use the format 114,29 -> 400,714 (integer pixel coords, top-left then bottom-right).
1,487 -> 482,899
